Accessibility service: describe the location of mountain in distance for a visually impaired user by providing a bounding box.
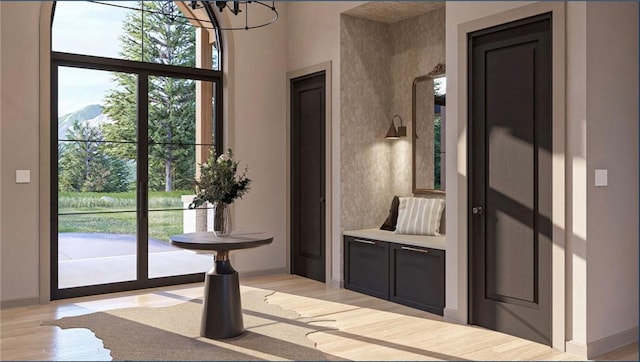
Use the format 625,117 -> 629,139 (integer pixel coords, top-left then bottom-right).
57,104 -> 112,139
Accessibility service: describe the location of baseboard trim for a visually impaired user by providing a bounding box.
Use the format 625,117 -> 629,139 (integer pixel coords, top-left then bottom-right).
587,326 -> 639,359
1,297 -> 41,309
330,278 -> 343,289
443,307 -> 464,324
565,340 -> 587,357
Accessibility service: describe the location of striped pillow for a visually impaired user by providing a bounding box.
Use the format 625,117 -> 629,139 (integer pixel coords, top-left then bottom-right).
395,197 -> 445,236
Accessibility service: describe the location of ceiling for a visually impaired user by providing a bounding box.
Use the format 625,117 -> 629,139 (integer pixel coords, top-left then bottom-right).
343,1 -> 445,24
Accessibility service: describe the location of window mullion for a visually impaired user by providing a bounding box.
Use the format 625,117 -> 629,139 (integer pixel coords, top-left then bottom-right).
137,73 -> 149,281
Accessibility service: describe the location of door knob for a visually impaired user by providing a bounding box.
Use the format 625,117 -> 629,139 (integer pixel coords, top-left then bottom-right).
472,206 -> 483,215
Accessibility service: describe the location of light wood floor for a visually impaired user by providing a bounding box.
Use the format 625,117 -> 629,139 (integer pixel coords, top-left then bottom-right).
1,274 -> 637,361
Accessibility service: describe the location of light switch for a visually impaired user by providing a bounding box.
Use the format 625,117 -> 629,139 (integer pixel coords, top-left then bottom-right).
595,169 -> 607,187
16,170 -> 31,184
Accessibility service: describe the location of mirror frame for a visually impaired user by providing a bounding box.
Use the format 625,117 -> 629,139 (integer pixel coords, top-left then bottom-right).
412,63 -> 446,194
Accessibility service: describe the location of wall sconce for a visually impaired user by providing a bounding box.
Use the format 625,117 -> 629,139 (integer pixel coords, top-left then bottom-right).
385,114 -> 407,139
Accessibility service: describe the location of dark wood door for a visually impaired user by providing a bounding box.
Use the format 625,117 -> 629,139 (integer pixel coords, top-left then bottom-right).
291,72 -> 326,282
469,14 -> 552,345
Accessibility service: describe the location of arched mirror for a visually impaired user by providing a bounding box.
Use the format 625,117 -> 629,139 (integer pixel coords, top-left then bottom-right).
412,63 -> 446,194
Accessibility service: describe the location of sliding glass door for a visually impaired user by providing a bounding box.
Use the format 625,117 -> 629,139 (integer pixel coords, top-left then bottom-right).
56,66 -> 139,289
52,57 -> 222,299
145,75 -> 213,279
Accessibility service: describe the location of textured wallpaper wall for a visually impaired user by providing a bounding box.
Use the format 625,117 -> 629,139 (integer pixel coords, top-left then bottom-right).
340,15 -> 392,232
341,8 -> 445,232
389,8 -> 446,196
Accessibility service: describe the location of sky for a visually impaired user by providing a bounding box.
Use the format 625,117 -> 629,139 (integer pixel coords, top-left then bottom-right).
434,77 -> 446,97
53,1 -> 135,116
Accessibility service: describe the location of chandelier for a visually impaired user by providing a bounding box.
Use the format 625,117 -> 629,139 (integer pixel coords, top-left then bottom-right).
189,1 -> 278,30
89,1 -> 278,31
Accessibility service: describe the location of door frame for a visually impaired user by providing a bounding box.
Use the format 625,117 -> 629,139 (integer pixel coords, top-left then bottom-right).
454,2 -> 566,351
286,62 -> 333,285
38,2 -> 225,301
48,56 -> 223,300
467,12 -> 553,345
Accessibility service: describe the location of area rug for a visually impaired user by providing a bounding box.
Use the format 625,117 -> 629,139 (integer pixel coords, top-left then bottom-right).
42,288 -> 342,361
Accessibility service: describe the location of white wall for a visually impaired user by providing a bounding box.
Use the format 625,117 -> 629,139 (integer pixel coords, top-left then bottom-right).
219,4 -> 290,274
286,1 -> 362,285
565,0 -> 588,349
0,2 -> 42,303
585,0 -> 639,346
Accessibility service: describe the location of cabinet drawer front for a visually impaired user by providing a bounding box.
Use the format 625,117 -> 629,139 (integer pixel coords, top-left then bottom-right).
390,244 -> 445,315
344,236 -> 389,299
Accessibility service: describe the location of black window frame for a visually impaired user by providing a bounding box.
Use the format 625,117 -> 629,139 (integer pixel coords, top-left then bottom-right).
50,1 -> 223,300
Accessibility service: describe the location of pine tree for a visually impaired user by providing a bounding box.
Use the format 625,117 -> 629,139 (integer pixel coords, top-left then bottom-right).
102,1 -> 196,191
59,121 -> 130,193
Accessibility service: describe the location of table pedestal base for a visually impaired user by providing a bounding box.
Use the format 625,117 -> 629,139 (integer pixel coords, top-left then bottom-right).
201,260 -> 244,339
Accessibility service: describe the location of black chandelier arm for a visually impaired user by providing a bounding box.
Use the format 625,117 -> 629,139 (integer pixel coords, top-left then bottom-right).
212,1 -> 240,15
214,1 -> 278,31
203,2 -> 220,31
194,0 -> 278,30
88,0 -> 278,31
241,1 -> 279,30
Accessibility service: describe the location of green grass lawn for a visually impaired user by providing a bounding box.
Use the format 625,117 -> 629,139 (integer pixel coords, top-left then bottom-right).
58,190 -> 192,241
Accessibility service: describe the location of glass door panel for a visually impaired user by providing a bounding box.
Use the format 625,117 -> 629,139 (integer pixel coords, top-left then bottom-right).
147,209 -> 212,279
57,66 -> 138,289
57,212 -> 138,288
53,62 -> 221,298
147,76 -> 216,278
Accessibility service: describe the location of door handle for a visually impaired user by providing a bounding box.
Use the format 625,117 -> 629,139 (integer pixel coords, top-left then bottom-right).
472,206 -> 483,215
401,246 -> 429,254
354,239 -> 376,245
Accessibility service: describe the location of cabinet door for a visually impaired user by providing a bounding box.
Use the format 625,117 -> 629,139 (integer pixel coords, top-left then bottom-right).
344,236 -> 389,299
390,244 -> 445,315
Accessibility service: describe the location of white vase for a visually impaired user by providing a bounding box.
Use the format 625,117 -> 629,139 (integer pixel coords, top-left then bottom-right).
212,202 -> 231,237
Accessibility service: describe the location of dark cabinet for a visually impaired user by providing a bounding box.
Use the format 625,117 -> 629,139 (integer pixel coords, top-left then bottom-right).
389,244 -> 445,315
344,235 -> 445,315
344,236 -> 389,299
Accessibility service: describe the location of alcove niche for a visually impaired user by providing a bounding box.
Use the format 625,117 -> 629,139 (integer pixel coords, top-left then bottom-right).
340,3 -> 445,231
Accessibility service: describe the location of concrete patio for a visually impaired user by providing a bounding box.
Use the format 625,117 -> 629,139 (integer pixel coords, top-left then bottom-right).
58,233 -> 212,289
